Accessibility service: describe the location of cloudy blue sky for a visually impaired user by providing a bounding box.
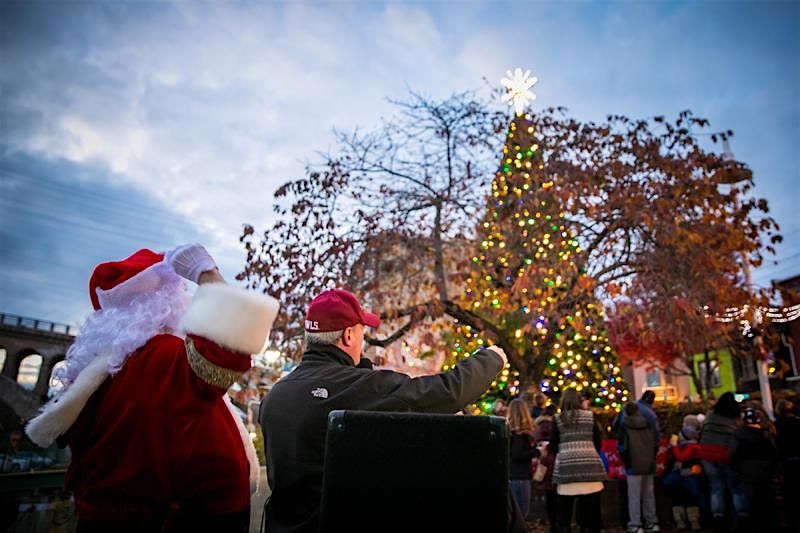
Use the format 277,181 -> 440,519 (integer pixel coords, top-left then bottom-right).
1,0 -> 798,326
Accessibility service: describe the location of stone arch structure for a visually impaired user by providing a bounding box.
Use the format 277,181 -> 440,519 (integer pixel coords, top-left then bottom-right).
0,314 -> 75,419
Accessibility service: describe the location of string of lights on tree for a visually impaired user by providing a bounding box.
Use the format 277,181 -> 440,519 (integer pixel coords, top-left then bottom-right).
444,69 -> 628,413
711,303 -> 800,338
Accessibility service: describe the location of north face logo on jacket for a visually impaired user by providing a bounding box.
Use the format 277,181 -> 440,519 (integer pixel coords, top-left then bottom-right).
311,387 -> 329,399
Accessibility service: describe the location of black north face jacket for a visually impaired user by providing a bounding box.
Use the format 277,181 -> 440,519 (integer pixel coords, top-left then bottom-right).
259,343 -> 504,533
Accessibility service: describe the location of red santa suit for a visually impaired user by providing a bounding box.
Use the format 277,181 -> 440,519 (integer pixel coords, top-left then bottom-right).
25,249 -> 278,530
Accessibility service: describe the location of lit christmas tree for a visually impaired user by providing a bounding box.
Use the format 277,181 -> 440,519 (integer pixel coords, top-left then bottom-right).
445,69 -> 628,413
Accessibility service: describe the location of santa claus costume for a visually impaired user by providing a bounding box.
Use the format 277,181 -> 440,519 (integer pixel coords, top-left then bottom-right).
26,245 -> 278,532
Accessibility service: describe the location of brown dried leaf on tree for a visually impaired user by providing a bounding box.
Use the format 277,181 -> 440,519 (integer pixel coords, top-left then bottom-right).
239,90 -> 780,384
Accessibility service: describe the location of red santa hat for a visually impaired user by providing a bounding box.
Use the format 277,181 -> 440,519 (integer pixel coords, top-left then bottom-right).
89,249 -> 164,310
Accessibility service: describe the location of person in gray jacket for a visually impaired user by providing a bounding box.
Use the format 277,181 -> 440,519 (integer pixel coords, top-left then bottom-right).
618,402 -> 659,533
698,392 -> 746,531
260,288 -> 510,533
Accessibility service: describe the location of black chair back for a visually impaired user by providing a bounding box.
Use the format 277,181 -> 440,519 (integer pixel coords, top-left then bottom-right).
319,410 -> 509,532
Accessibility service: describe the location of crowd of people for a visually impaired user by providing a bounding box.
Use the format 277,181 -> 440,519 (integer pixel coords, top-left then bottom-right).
19,243 -> 800,533
507,389 -> 800,533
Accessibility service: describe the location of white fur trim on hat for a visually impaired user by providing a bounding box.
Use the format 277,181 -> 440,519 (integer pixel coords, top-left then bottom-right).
181,283 -> 279,354
26,353 -> 111,447
224,395 -> 261,494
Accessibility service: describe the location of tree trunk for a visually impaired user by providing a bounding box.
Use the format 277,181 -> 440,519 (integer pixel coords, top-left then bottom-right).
432,200 -> 448,301
524,351 -> 548,390
703,348 -> 712,399
687,353 -> 704,401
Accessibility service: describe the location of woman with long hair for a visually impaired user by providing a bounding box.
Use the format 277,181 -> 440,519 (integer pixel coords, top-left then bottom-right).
508,398 -> 537,520
551,388 -> 605,533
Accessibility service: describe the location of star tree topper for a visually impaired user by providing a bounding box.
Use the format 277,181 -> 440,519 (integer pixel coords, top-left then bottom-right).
501,68 -> 538,115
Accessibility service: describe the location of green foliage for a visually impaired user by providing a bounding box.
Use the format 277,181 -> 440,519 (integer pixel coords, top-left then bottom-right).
252,425 -> 266,466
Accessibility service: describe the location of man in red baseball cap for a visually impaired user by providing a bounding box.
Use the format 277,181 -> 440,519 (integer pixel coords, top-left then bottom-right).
302,288 -> 380,367
260,288 -> 509,533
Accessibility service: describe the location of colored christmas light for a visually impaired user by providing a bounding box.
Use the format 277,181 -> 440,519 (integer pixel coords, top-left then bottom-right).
446,110 -> 628,412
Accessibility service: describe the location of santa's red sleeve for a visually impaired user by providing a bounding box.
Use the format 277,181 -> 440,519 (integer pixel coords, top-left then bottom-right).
177,282 -> 279,496
180,282 -> 279,395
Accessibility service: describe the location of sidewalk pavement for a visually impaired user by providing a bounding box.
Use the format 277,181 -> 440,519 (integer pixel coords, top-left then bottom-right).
250,466 -> 270,533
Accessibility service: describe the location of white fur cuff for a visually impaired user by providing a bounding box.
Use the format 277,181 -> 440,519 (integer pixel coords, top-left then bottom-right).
26,353 -> 111,447
181,283 -> 279,354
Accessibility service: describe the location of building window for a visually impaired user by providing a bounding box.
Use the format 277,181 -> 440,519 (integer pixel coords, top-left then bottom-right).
741,358 -> 758,380
645,369 -> 661,388
17,354 -> 42,390
698,359 -> 721,388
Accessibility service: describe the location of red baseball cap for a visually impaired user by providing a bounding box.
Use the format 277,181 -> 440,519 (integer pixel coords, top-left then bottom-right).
305,289 -> 381,332
89,249 -> 164,310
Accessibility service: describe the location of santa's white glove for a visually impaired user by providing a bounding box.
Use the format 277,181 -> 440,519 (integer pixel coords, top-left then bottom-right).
166,243 -> 217,283
486,345 -> 508,366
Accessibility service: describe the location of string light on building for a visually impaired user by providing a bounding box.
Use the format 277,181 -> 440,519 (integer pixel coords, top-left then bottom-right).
713,303 -> 799,324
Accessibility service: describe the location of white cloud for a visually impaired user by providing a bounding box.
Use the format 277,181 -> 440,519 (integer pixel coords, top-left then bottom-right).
3,2 -> 500,273
2,0 -> 797,297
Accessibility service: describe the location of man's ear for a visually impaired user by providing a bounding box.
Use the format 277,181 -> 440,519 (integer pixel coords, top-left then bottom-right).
341,326 -> 353,347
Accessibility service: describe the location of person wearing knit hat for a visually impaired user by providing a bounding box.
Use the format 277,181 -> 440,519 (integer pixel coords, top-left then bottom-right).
663,417 -> 706,530
682,414 -> 700,431
25,244 -> 279,532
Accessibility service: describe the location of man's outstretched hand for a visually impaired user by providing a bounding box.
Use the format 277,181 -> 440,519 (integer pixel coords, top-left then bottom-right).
486,345 -> 508,366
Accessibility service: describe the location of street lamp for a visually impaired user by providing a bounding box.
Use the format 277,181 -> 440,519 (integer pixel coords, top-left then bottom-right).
720,140 -> 774,419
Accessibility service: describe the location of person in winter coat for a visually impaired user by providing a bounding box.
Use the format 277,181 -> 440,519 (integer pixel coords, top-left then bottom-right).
662,416 -> 706,531
260,289 -> 516,533
637,391 -> 661,443
535,443 -> 559,533
613,391 -> 660,442
551,388 -> 606,533
698,392 -> 746,531
534,404 -> 556,442
508,398 -> 537,519
533,404 -> 558,533
729,407 -> 778,533
775,399 -> 800,532
618,402 -> 659,533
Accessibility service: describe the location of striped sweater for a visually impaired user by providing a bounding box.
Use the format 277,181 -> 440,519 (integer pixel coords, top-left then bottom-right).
552,409 -> 607,485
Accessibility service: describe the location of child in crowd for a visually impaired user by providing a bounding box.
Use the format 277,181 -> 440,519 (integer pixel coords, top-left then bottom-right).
532,404 -> 558,533
662,415 -> 706,531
